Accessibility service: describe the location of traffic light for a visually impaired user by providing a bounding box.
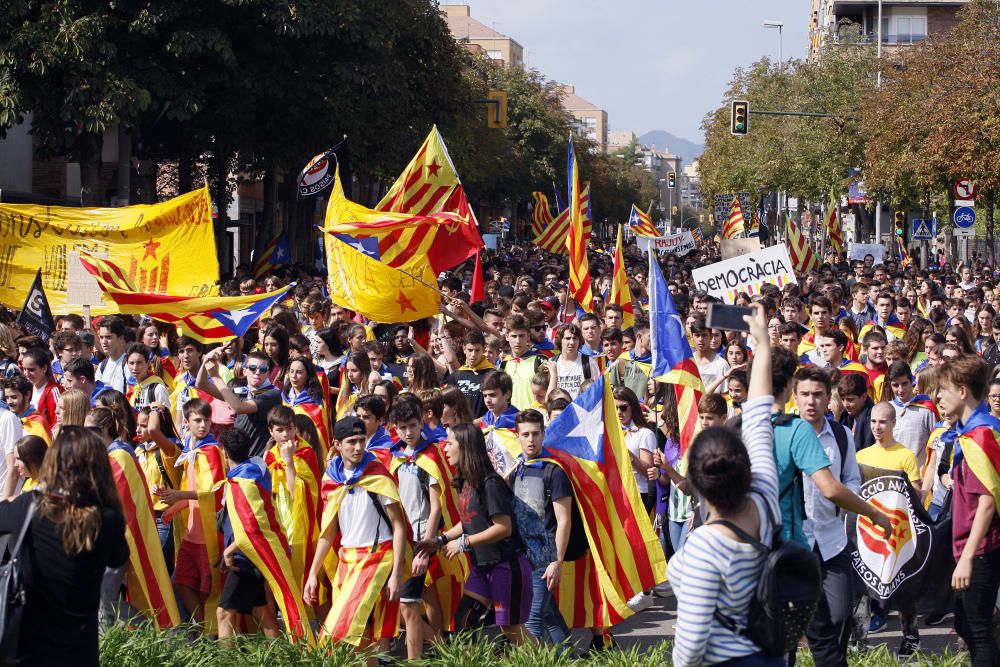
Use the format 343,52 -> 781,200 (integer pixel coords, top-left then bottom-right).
894,210 -> 905,237
699,214 -> 705,223
486,90 -> 508,128
667,172 -> 676,189
731,100 -> 749,136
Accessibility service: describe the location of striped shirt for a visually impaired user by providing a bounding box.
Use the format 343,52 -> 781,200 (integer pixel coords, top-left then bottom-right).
667,395 -> 779,666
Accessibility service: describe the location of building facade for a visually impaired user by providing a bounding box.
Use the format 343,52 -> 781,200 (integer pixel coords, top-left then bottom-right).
441,5 -> 524,67
813,0 -> 970,56
560,85 -> 609,154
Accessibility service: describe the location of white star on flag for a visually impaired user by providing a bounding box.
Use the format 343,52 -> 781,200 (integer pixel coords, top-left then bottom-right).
275,246 -> 286,260
224,308 -> 257,327
566,399 -> 604,458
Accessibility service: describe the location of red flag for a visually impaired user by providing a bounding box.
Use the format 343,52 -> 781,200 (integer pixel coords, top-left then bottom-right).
470,251 -> 485,303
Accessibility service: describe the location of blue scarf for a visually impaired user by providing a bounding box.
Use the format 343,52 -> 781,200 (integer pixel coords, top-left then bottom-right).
235,380 -> 275,398
227,458 -> 272,493
953,403 -> 1000,468
326,451 -> 376,491
482,406 -> 518,429
107,438 -> 137,458
515,452 -> 546,478
391,437 -> 433,465
367,426 -> 396,451
281,388 -> 320,407
629,349 -> 652,364
183,433 -> 219,454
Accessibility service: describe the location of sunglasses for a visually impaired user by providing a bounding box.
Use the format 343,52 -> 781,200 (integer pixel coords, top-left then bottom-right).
246,364 -> 270,374
530,326 -> 546,331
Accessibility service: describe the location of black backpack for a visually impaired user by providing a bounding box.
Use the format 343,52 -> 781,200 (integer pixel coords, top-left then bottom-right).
709,498 -> 823,657
510,462 -> 589,562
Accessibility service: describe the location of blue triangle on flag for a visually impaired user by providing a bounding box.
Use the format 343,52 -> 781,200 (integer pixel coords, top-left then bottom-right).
211,288 -> 291,337
333,233 -> 380,260
543,377 -> 607,464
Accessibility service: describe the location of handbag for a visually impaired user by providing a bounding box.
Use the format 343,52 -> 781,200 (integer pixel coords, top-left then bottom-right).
0,500 -> 37,665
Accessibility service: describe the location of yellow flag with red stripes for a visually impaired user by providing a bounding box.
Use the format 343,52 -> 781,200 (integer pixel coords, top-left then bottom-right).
566,135 -> 593,311
610,226 -> 635,329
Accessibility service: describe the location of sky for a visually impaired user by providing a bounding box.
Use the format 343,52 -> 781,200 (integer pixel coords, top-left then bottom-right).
459,0 -> 811,145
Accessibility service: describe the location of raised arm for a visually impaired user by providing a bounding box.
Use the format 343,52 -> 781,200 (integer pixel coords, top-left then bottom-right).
741,303 -> 778,506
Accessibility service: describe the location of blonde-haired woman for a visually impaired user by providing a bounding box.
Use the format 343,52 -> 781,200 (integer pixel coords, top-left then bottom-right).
53,389 -> 90,440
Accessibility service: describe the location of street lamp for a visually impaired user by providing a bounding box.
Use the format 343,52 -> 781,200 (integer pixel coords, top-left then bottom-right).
763,20 -> 784,72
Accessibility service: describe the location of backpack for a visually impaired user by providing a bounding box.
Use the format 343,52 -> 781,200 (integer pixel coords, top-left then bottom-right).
826,417 -> 850,470
509,462 -> 589,563
709,498 -> 823,657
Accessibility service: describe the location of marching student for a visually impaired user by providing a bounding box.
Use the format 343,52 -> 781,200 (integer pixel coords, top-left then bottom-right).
3,375 -> 52,443
509,409 -> 572,647
887,360 -> 938,467
416,423 -> 532,646
355,394 -> 395,466
937,356 -> 1000,666
135,404 -> 182,571
125,343 -> 171,412
305,417 -> 407,660
477,371 -> 519,477
837,373 -> 876,452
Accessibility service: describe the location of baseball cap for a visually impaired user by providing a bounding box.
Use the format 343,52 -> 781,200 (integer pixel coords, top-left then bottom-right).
333,416 -> 366,441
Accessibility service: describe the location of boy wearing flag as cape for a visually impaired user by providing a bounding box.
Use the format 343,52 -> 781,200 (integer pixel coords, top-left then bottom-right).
218,428 -> 312,643
936,356 -> 1000,666
155,398 -> 226,632
305,416 -> 408,653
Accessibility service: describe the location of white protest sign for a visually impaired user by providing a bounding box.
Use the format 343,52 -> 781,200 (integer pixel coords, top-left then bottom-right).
721,238 -> 762,260
66,251 -> 106,307
636,231 -> 696,256
849,242 -> 885,264
692,244 -> 797,302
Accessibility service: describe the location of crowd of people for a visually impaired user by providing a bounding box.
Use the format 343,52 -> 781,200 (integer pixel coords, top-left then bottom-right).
1,235 -> 999,667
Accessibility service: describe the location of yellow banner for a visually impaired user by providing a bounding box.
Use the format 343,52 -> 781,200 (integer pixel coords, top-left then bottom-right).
0,188 -> 219,314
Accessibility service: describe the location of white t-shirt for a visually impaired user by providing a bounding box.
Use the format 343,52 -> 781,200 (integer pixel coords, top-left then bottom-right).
0,410 -> 23,491
96,353 -> 128,395
624,424 -> 657,490
697,355 -> 730,392
556,354 -> 599,399
338,482 -> 398,549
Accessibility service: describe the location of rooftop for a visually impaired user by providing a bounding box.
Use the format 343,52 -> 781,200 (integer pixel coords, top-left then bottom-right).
442,5 -> 520,42
560,85 -> 603,112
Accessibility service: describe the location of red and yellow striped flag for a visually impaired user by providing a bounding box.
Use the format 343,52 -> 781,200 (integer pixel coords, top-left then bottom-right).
264,438 -> 321,593
566,136 -> 593,311
373,125 -> 483,272
534,186 -> 592,255
722,197 -> 745,239
610,226 -> 635,330
532,192 -> 553,237
826,195 -> 844,254
663,359 -> 705,459
226,462 -> 314,643
786,214 -> 821,273
108,443 -> 181,630
627,204 -> 661,238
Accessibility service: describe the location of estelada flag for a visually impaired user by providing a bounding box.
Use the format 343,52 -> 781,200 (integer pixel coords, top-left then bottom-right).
79,253 -> 294,343
107,441 -> 181,629
324,233 -> 440,324
319,453 -> 406,645
533,185 -> 593,255
566,135 -> 593,312
627,204 -> 660,238
225,460 -> 314,643
162,435 -> 226,632
282,390 -> 331,462
540,376 -> 667,626
264,437 -> 321,593
859,313 -> 907,343
252,232 -> 292,280
374,126 -> 483,272
388,440 -> 469,632
15,269 -> 55,344
610,226 -> 635,330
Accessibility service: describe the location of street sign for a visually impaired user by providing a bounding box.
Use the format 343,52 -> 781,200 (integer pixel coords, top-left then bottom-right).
953,179 -> 977,201
911,219 -> 934,240
954,206 -> 976,228
954,228 -> 974,237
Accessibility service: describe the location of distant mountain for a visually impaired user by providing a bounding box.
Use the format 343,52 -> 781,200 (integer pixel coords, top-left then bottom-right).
637,130 -> 704,165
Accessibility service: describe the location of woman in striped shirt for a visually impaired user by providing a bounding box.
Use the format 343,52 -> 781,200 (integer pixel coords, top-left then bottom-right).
667,303 -> 782,666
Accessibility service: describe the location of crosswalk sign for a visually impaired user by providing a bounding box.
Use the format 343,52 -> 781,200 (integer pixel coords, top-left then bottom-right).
911,219 -> 934,240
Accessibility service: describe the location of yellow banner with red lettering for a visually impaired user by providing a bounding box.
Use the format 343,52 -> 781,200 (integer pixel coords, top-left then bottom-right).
0,188 -> 219,314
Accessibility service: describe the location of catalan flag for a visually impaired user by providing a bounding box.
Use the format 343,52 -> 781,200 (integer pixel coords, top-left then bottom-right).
648,250 -> 704,456
79,253 -> 293,344
107,441 -> 181,630
533,185 -> 593,255
721,197 -> 745,239
566,135 -> 593,312
225,460 -> 314,643
540,376 -> 666,625
532,192 -> 553,237
627,204 -> 661,238
253,232 -> 292,280
826,195 -> 844,254
859,312 -> 908,343
897,236 -> 912,269
954,406 -> 1000,512
610,226 -> 635,330
786,214 -> 822,274
264,437 -> 321,592
372,125 -> 483,272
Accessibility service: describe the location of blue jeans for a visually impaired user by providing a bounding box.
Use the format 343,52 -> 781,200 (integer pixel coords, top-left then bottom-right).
668,519 -> 690,552
155,512 -> 174,575
525,565 -> 570,646
929,501 -> 943,521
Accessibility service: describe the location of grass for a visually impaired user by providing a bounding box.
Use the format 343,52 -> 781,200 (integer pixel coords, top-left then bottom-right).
98,624 -> 969,666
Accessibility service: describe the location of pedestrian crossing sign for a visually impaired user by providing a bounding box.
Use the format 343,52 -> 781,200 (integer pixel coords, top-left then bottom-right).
911,219 -> 934,240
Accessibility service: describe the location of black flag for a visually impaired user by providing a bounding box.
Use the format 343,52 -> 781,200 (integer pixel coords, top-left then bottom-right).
15,270 -> 55,343
296,138 -> 348,198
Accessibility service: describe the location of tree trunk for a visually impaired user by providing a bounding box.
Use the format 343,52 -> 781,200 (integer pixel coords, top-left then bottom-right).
987,190 -> 996,265
213,151 -> 231,275
78,133 -> 103,206
178,153 -> 194,195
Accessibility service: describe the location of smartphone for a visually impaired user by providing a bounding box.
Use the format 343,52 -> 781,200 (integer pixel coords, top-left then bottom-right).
706,303 -> 753,333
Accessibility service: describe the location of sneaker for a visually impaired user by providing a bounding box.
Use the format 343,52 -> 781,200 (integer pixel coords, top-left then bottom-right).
627,592 -> 654,613
925,612 -> 951,626
897,636 -> 920,659
868,613 -> 887,634
653,582 -> 674,598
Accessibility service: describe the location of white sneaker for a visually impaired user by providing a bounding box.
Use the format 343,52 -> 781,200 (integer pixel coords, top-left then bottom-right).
627,592 -> 654,613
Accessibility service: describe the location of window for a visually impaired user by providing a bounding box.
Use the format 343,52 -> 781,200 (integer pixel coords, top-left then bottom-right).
584,117 -> 597,128
882,13 -> 927,44
486,50 -> 502,60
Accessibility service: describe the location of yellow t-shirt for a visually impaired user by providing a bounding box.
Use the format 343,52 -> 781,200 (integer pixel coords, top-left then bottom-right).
856,441 -> 921,482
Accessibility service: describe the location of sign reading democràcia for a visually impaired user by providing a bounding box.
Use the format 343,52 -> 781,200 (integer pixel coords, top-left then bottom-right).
849,242 -> 885,264
636,231 -> 696,256
0,188 -> 220,315
691,244 -> 796,302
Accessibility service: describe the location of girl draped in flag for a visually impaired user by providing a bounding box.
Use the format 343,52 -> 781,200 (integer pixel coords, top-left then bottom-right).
136,322 -> 179,388
305,416 -> 408,650
336,352 -> 378,420
135,404 -> 182,572
13,434 -> 46,493
125,343 -> 171,412
282,357 -> 331,458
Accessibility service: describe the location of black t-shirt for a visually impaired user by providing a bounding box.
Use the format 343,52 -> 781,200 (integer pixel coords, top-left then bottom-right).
234,387 -> 282,457
0,492 -> 128,666
458,475 -> 524,566
443,368 -> 491,418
